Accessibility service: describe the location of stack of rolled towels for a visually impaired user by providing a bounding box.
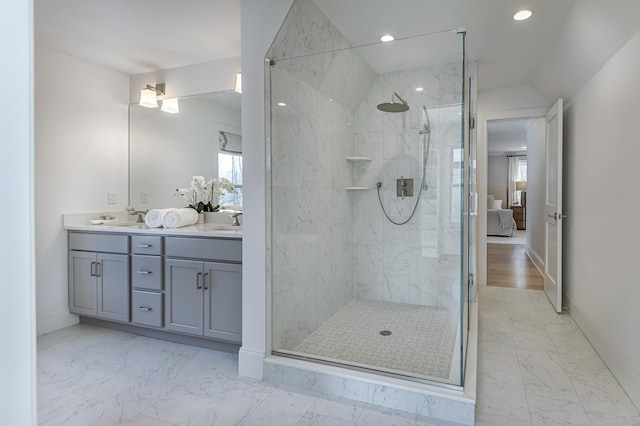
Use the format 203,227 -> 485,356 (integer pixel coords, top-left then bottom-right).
144,208 -> 199,229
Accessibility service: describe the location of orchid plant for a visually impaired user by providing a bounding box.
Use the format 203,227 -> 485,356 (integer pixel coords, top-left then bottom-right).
175,176 -> 235,213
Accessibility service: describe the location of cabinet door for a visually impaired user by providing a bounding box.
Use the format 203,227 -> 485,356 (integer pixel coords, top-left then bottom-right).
165,259 -> 204,335
97,253 -> 130,322
204,262 -> 242,343
69,251 -> 97,316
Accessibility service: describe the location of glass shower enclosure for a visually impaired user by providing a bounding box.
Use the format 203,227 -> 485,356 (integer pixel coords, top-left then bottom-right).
267,23 -> 472,387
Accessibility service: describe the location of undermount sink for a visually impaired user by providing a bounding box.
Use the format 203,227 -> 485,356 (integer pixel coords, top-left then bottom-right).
204,224 -> 241,230
103,221 -> 144,228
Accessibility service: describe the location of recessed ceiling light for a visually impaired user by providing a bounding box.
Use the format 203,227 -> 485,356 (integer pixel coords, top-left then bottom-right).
415,87 -> 424,92
277,102 -> 286,107
380,34 -> 394,42
513,10 -> 533,21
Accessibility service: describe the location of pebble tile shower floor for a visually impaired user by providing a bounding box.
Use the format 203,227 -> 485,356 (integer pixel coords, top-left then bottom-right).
292,299 -> 460,381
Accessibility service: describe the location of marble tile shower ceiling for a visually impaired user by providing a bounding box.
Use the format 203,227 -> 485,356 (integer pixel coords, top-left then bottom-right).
292,299 -> 460,380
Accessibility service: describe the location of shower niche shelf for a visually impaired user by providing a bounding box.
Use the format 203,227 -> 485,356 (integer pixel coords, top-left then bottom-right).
345,157 -> 373,190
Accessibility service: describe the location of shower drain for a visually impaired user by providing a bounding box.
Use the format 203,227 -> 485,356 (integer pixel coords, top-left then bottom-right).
379,330 -> 392,336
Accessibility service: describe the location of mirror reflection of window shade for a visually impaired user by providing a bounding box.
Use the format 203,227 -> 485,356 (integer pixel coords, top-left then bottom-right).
219,131 -> 242,154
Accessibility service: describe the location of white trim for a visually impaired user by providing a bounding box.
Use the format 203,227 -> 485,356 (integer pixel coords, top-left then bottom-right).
567,296 -> 640,408
37,311 -> 79,336
525,244 -> 545,277
238,347 -> 265,379
477,107 -> 548,286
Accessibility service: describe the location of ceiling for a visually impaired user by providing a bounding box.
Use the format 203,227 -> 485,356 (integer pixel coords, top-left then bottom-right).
487,119 -> 537,155
36,0 -> 640,103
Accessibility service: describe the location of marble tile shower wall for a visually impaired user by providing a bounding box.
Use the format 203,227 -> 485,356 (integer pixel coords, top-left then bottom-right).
268,0 -> 377,352
271,67 -> 360,352
353,64 -> 464,309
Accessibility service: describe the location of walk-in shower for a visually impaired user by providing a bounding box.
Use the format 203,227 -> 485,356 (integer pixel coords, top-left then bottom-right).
266,0 -> 474,397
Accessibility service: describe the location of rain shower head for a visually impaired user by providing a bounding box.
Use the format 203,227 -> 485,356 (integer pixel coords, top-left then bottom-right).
377,91 -> 409,113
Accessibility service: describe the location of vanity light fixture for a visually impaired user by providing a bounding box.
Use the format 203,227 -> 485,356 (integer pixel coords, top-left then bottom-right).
513,10 -> 533,21
235,72 -> 242,94
380,34 -> 394,42
139,83 -> 165,108
415,87 -> 424,92
161,98 -> 180,114
277,102 -> 287,107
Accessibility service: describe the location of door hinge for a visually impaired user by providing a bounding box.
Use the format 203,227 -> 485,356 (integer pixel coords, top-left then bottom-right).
468,273 -> 475,286
469,116 -> 475,129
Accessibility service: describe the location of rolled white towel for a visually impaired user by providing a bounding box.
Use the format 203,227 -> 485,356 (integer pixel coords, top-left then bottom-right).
162,208 -> 199,229
144,208 -> 175,228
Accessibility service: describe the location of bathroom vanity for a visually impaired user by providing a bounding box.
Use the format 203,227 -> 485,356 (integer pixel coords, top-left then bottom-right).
64,216 -> 243,352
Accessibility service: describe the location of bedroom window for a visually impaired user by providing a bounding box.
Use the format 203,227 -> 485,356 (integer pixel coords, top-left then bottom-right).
516,159 -> 527,182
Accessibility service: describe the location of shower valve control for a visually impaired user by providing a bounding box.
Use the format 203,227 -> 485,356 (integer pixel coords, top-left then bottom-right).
396,177 -> 414,198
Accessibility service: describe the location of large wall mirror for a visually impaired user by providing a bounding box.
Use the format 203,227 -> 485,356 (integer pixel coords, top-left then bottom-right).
129,90 -> 242,210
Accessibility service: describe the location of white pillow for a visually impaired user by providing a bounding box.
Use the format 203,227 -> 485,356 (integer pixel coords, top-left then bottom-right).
487,195 -> 495,207
493,200 -> 503,209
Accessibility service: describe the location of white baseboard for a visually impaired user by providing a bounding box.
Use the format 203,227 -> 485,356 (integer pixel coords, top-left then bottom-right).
567,296 -> 640,408
37,310 -> 78,336
239,347 -> 265,379
525,245 -> 544,276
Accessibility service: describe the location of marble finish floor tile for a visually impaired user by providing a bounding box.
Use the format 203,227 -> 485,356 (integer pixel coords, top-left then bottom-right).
477,286 -> 640,426
37,287 -> 639,425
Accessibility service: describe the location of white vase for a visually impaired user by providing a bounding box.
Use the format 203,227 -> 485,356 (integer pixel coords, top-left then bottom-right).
197,212 -> 204,224
204,211 -> 231,224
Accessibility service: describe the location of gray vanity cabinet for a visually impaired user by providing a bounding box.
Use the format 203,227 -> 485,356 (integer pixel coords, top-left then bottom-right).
165,259 -> 205,335
165,237 -> 242,343
204,262 -> 242,342
68,233 -> 130,322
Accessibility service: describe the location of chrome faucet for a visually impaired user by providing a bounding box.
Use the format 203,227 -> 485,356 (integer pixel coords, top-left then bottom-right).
130,210 -> 148,223
231,211 -> 243,226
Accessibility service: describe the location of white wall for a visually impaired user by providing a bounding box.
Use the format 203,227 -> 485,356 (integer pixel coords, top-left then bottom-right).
0,1 -> 37,423
239,0 -> 295,379
35,46 -> 130,335
563,29 -> 640,407
524,118 -> 545,267
487,155 -> 507,188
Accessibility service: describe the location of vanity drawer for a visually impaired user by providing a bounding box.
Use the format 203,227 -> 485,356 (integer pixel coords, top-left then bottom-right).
165,237 -> 242,263
131,255 -> 163,290
131,290 -> 163,327
68,232 -> 129,254
132,235 -> 163,255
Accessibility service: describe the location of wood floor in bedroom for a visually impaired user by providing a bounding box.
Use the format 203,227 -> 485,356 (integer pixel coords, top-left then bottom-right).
487,243 -> 544,290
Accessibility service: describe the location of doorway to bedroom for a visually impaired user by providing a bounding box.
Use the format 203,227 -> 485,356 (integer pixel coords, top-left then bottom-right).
485,117 -> 543,290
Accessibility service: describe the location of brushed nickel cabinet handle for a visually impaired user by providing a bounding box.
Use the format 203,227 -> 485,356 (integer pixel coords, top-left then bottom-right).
203,272 -> 209,290
196,272 -> 203,289
136,270 -> 151,275
138,306 -> 152,312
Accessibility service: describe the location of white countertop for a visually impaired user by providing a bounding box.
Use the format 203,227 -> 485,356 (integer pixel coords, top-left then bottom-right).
63,212 -> 242,239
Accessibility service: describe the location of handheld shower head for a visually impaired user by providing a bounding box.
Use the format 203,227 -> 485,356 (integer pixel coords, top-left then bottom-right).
419,106 -> 431,134
377,91 -> 409,113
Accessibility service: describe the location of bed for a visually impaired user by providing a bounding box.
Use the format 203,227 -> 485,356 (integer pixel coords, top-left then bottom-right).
487,186 -> 517,237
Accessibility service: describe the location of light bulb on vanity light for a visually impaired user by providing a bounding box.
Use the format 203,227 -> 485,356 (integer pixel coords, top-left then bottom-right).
139,87 -> 158,108
139,83 -> 165,108
235,72 -> 242,94
161,98 -> 180,114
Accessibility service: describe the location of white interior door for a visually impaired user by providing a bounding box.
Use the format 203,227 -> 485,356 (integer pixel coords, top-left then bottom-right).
544,98 -> 564,313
